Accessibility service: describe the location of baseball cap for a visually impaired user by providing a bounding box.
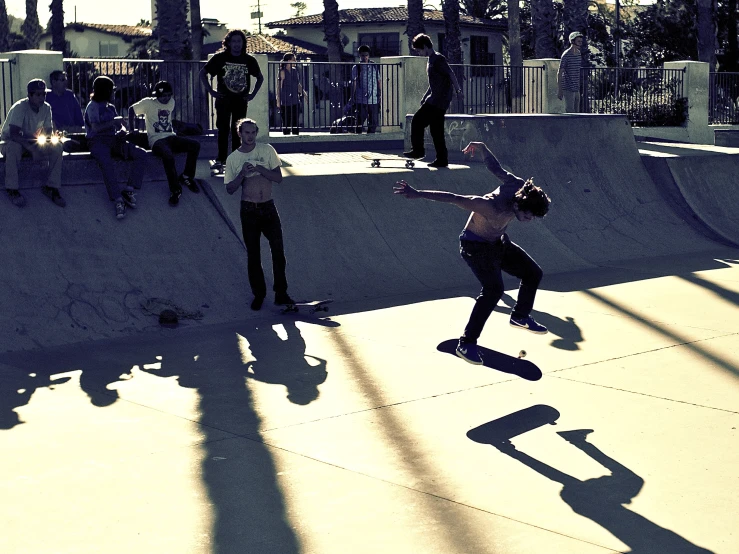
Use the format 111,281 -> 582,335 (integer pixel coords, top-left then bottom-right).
153,80 -> 173,97
27,79 -> 47,94
569,31 -> 584,43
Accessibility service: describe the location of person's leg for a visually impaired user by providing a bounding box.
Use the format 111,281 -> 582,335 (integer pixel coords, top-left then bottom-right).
214,98 -> 231,163
408,103 -> 430,156
289,105 -> 299,134
124,143 -> 149,190
428,106 -> 448,164
45,142 -> 64,190
281,104 -> 290,134
90,137 -> 123,201
231,96 -> 248,153
152,137 -> 180,192
563,90 -> 579,113
367,102 -> 379,133
2,141 -> 22,191
459,239 -> 506,344
500,239 -> 544,322
261,202 -> 289,298
240,203 -> 267,300
178,136 -> 201,179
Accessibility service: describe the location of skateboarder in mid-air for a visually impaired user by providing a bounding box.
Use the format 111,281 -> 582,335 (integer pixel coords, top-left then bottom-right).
393,141 -> 551,365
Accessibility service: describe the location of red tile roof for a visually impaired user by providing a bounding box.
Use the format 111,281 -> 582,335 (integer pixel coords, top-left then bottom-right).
267,8 -> 504,29
67,22 -> 152,39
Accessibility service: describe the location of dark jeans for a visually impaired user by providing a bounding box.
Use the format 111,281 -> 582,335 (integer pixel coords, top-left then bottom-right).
410,103 -> 447,162
215,94 -> 247,162
89,135 -> 148,201
280,104 -> 299,132
239,200 -> 288,299
152,135 -> 201,192
459,234 -> 543,344
354,103 -> 379,132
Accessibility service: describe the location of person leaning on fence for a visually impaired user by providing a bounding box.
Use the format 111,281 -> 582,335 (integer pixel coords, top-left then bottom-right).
351,45 -> 382,134
0,79 -> 66,208
403,33 -> 462,168
199,29 -> 264,174
276,53 -> 306,136
129,80 -> 201,207
558,32 -> 584,113
84,76 -> 148,220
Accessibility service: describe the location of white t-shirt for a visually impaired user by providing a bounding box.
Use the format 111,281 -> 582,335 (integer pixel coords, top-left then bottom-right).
0,98 -> 52,141
130,96 -> 176,147
225,143 -> 281,182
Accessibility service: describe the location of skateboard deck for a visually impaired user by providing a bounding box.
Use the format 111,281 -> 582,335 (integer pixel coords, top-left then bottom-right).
437,339 -> 542,381
362,154 -> 421,168
466,404 -> 561,446
209,159 -> 225,176
281,299 -> 333,314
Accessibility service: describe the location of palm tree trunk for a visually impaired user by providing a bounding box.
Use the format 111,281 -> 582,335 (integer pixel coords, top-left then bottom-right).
0,0 -> 11,52
531,0 -> 558,58
322,0 -> 343,62
442,0 -> 464,112
21,0 -> 41,49
50,0 -> 65,53
190,0 -> 203,60
156,0 -> 192,60
508,0 -> 523,106
406,0 -> 425,54
695,0 -> 717,67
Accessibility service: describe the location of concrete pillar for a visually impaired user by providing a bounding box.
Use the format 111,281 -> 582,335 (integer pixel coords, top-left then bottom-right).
381,55 -> 427,134
251,54 -> 270,143
0,50 -> 63,122
664,60 -> 711,144
525,58 -> 561,114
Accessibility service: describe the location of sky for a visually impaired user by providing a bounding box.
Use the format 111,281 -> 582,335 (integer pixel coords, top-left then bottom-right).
5,0 -> 417,34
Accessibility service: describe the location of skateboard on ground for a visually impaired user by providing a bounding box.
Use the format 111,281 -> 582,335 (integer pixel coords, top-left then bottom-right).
209,159 -> 225,176
362,154 -> 421,168
466,404 -> 561,447
281,299 -> 333,314
436,339 -> 542,381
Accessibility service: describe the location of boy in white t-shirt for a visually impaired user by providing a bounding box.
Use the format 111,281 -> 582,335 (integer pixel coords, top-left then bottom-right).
129,81 -> 201,206
224,118 -> 294,311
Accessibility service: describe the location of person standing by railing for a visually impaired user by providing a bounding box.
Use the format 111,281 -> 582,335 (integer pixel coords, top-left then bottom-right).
558,32 -> 584,113
276,53 -> 306,136
199,30 -> 264,174
351,45 -> 382,134
403,33 -> 462,168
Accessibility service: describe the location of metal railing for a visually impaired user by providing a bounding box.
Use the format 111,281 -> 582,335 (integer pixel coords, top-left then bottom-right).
0,58 -> 16,123
63,58 -> 213,129
709,72 -> 739,124
267,61 -> 402,133
583,67 -> 687,126
448,64 -> 545,115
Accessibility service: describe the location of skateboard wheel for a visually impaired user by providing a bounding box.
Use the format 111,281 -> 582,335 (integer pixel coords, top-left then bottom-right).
518,350 -> 527,359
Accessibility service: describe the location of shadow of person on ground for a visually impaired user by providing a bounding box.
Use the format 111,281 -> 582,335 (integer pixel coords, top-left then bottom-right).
499,293 -> 584,351
491,426 -> 714,553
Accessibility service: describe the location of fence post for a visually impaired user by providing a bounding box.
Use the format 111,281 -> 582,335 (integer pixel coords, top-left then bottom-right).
525,58 -> 561,114
663,60 -> 711,144
380,55 -> 427,134
0,50 -> 63,122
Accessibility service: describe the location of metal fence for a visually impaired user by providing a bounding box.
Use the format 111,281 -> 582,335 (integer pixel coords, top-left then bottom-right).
449,64 -> 545,115
63,58 -> 212,129
0,58 -> 16,122
583,67 -> 687,126
267,61 -> 402,133
709,72 -> 739,124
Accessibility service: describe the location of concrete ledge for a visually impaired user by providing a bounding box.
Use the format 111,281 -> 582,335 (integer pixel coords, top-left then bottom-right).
714,128 -> 739,147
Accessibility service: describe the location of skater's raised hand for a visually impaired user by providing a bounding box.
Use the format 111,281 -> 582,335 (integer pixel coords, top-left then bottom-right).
393,180 -> 420,199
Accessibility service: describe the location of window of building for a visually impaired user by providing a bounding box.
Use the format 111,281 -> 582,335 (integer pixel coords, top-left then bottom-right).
99,42 -> 119,57
355,33 -> 400,57
470,36 -> 492,65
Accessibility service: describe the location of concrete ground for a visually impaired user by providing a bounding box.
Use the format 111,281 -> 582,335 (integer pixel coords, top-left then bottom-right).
1,115 -> 738,553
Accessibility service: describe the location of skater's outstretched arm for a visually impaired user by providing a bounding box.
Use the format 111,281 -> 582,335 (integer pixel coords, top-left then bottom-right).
463,142 -> 523,185
393,180 -> 495,215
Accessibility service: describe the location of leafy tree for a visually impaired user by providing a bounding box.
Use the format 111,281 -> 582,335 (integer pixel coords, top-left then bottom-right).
0,0 -> 10,51
290,2 -> 307,17
407,0 -> 425,53
49,0 -> 65,53
322,0 -> 343,61
21,0 -> 42,49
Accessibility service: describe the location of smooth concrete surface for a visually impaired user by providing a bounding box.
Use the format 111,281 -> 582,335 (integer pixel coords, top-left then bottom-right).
2,114 -> 739,552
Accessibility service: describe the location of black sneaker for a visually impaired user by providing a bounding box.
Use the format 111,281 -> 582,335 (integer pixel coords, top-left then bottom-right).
42,186 -> 66,207
274,293 -> 296,306
121,189 -> 137,208
403,150 -> 424,159
428,159 -> 448,168
179,174 -> 200,193
169,188 -> 182,206
251,296 -> 265,311
115,201 -> 126,220
7,189 -> 26,207
456,341 -> 483,365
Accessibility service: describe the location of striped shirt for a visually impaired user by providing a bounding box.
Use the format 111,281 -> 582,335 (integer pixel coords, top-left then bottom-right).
559,49 -> 581,92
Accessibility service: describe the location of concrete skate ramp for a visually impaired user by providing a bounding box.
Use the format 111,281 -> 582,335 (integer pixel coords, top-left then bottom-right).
639,141 -> 739,247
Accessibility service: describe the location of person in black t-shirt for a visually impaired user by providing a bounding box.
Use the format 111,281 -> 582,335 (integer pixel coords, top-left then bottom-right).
199,30 -> 264,172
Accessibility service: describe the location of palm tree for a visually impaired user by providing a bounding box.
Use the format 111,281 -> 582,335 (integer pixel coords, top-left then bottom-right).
442,0 -> 463,111
508,0 -> 523,104
49,0 -> 65,53
21,0 -> 41,49
0,0 -> 10,52
695,0 -> 716,67
322,0 -> 342,62
155,0 -> 192,60
460,0 -> 506,19
190,0 -> 203,60
531,0 -> 558,58
406,0 -> 425,54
